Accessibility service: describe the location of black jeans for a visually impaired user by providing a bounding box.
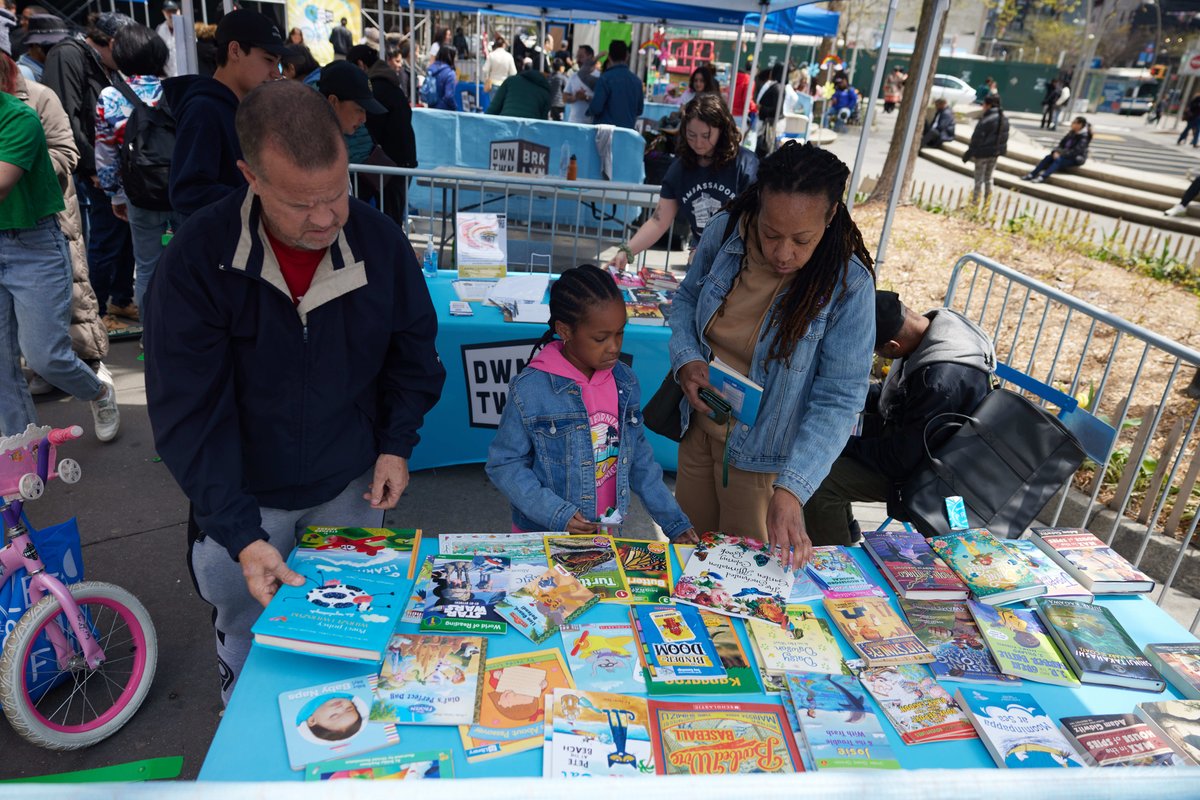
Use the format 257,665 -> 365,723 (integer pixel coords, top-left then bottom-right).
75,177 -> 134,310
803,455 -> 892,547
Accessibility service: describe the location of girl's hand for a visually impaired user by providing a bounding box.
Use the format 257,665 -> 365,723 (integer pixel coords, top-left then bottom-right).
676,360 -> 715,416
566,512 -> 599,535
674,529 -> 699,544
766,489 -> 813,571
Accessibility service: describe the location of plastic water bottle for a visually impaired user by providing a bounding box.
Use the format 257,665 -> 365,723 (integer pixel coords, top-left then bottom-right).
559,142 -> 571,178
422,235 -> 438,279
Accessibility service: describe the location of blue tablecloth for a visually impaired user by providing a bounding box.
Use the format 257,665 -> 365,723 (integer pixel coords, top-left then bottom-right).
409,271 -> 677,473
199,540 -> 1197,780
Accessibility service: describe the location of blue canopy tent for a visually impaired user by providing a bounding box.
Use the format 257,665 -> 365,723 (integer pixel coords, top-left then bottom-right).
746,5 -> 840,37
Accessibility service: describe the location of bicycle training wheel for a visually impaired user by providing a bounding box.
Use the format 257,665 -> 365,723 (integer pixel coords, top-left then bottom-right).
0,581 -> 158,750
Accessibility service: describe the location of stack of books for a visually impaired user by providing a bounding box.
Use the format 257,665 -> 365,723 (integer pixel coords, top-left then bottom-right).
1028,527 -> 1155,594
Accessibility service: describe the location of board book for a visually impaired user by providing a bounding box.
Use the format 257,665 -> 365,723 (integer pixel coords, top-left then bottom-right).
1144,643 -> 1200,699
419,555 -> 511,635
804,546 -> 887,599
897,598 -> 1017,685
966,599 -> 1079,686
861,530 -> 968,600
304,749 -> 453,780
561,622 -> 645,694
293,527 -> 422,580
495,563 -> 598,644
1029,527 -> 1155,593
544,534 -> 632,603
707,357 -> 763,426
824,596 -> 935,667
784,671 -> 900,770
955,687 -> 1085,768
370,633 -> 486,726
671,532 -> 792,625
648,700 -> 803,775
278,674 -> 399,770
929,529 -> 1047,605
614,538 -> 673,604
1034,597 -> 1165,691
1059,713 -> 1179,767
858,664 -> 977,744
645,611 -> 760,696
1135,699 -> 1200,765
546,688 -> 655,777
1006,538 -> 1092,601
458,648 -> 572,763
631,603 -> 727,682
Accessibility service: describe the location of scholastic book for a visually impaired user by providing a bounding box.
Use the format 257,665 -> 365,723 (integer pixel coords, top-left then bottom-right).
631,603 -> 727,682
966,600 -> 1079,686
1006,538 -> 1093,601
1144,643 -> 1200,699
645,611 -> 761,696
824,596 -> 935,667
1059,714 -> 1180,767
785,671 -> 900,770
293,527 -> 422,580
561,622 -> 646,694
614,538 -> 674,604
370,633 -> 486,726
707,358 -> 764,426
402,555 -> 437,624
671,532 -> 792,625
1034,597 -> 1165,691
929,529 -> 1047,605
649,701 -> 804,775
1029,527 -> 1155,593
278,674 -> 400,770
546,688 -> 656,777
897,598 -> 1017,685
304,749 -> 453,780
438,532 -> 550,590
458,649 -> 573,763
494,564 -> 598,644
544,534 -> 633,603
748,604 -> 847,679
861,530 -> 968,600
804,546 -> 888,599
955,688 -> 1085,768
1135,699 -> 1200,765
858,664 -> 977,744
252,567 -> 404,664
626,303 -> 666,326
419,555 -> 511,635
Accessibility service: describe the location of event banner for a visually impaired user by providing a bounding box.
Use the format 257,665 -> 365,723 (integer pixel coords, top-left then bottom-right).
287,0 -> 361,66
460,339 -> 540,428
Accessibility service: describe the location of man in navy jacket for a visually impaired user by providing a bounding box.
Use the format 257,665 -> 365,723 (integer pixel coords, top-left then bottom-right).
587,39 -> 643,129
145,81 -> 445,703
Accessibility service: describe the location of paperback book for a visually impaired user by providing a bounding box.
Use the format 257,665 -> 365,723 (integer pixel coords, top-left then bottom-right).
785,671 -> 900,770
897,598 -> 1017,685
626,303 -> 666,326
1034,597 -> 1165,691
370,633 -> 486,725
1005,538 -> 1092,601
1135,699 -> 1200,765
561,622 -> 645,694
494,563 -> 598,644
748,604 -> 847,680
824,596 -> 935,667
459,649 -> 572,763
279,674 -> 400,770
614,538 -> 673,604
419,555 -> 511,635
304,749 -> 453,780
631,603 -> 727,682
546,688 -> 655,777
293,527 -> 422,580
861,530 -> 968,600
955,688 -> 1085,768
402,555 -> 437,624
645,611 -> 760,696
804,546 -> 888,599
930,529 -> 1047,605
622,287 -> 672,305
707,357 -> 763,426
544,534 -> 633,603
1144,643 -> 1200,699
671,532 -> 792,625
777,683 -> 816,772
638,266 -> 680,291
649,701 -> 804,775
858,664 -> 977,744
438,532 -> 550,590
1059,713 -> 1179,767
967,599 -> 1079,686
1029,527 -> 1155,593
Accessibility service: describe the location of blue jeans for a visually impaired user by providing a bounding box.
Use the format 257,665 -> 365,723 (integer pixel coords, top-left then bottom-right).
75,177 -> 134,310
0,218 -> 103,435
1031,153 -> 1083,179
127,204 -> 175,313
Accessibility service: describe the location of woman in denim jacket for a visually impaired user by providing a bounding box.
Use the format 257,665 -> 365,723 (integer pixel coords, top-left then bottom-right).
488,266 -> 694,539
668,142 -> 876,568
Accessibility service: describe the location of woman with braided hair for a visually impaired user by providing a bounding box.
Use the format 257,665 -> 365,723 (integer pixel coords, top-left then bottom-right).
667,141 -> 876,568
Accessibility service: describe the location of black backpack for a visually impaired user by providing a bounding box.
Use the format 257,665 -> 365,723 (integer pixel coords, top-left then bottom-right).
112,80 -> 175,212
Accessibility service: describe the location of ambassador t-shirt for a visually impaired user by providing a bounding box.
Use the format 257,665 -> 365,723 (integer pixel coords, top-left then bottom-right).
659,147 -> 758,245
0,93 -> 66,231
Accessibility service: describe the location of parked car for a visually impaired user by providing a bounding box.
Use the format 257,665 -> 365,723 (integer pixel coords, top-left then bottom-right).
930,74 -> 976,107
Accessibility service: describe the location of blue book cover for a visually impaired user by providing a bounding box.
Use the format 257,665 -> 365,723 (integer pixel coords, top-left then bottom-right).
251,566 -> 403,663
632,604 -> 727,682
561,622 -> 646,694
278,674 -> 400,770
785,671 -> 900,770
419,555 -> 511,635
955,687 -> 1086,768
708,358 -> 763,427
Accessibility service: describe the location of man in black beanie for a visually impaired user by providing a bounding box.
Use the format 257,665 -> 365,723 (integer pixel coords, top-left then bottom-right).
803,290 -> 996,544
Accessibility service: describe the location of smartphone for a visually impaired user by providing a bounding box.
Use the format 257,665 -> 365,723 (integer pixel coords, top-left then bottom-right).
698,387 -> 732,425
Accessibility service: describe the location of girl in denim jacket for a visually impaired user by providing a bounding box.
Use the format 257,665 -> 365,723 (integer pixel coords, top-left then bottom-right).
487,265 -> 695,540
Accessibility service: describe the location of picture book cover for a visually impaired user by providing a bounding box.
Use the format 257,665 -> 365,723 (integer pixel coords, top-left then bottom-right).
1006,538 -> 1093,601
561,622 -> 646,694
614,538 -> 673,604
748,604 -> 846,677
784,671 -> 900,770
1035,598 -> 1164,691
707,358 -> 763,426
645,611 -> 761,696
777,683 -> 815,773
278,674 -> 400,770
804,546 -> 887,599
626,303 -> 666,326
1060,713 -> 1179,767
544,534 -> 633,603
649,701 -> 804,775
897,598 -> 1017,685
438,532 -> 550,590
293,527 -> 422,580
858,664 -> 977,744
1029,528 -> 1155,593
955,688 -> 1086,768
861,530 -> 968,600
493,563 -> 597,644
1135,699 -> 1200,765
671,532 -> 792,625
251,566 -> 403,664
967,599 -> 1079,686
304,749 -> 453,780
930,529 -> 1047,605
1145,643 -> 1200,699
419,555 -> 511,635
370,633 -> 486,726
402,555 -> 437,624
631,603 -> 727,682
547,688 -> 656,777
823,596 -> 935,667
459,649 -> 572,763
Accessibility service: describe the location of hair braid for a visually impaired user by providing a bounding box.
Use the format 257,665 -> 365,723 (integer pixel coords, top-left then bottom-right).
529,264 -> 623,360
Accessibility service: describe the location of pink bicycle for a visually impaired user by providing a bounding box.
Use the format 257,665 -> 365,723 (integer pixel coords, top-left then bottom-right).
0,424 -> 157,749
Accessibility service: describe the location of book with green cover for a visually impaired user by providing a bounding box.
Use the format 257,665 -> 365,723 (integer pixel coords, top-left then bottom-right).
304,749 -> 452,780
614,538 -> 673,604
967,599 -> 1079,686
1034,597 -> 1165,691
930,529 -> 1047,606
644,611 -> 760,696
294,527 -> 422,580
898,598 -> 1017,685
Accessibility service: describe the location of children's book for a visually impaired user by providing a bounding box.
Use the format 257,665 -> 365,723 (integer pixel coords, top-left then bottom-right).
304,749 -> 453,780
546,688 -> 656,777
438,531 -> 551,590
824,596 -> 935,667
252,566 -> 403,664
614,538 -> 673,604
1144,643 -> 1200,699
787,568 -> 824,603
561,622 -> 645,694
777,683 -> 815,772
929,529 -> 1047,605
966,600 -> 1079,686
1059,714 -> 1180,767
858,664 -> 977,744
645,611 -> 761,696
1135,699 -> 1200,765
897,598 -> 1017,685
1029,527 -> 1155,593
293,527 -> 422,580
1034,597 -> 1165,691
785,671 -> 900,770
494,563 -> 597,644
609,267 -> 646,289
804,546 -> 888,599
671,532 -> 792,625
370,633 -> 486,725
622,287 -> 671,305
402,555 -> 437,624
748,604 -> 846,679
1006,538 -> 1093,601
544,534 -> 633,603
861,530 -> 968,600
626,303 -> 666,326
419,555 -> 511,635
707,357 -> 764,426
673,543 -> 695,571
278,674 -> 400,770
648,701 -> 804,775
631,604 -> 727,682
955,687 -> 1085,768
458,649 -> 572,763
638,266 -> 680,291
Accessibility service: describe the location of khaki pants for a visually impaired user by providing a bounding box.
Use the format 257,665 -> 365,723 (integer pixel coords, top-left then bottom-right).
803,455 -> 892,546
675,419 -> 777,542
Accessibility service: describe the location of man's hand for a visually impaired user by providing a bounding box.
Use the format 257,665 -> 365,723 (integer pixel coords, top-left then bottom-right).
566,512 -> 599,535
676,360 -> 715,416
673,528 -> 699,544
364,454 -> 410,509
239,539 -> 305,607
766,489 -> 814,571
111,202 -> 128,222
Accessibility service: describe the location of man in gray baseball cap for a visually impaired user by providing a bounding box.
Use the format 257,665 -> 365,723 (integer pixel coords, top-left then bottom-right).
17,13 -> 69,82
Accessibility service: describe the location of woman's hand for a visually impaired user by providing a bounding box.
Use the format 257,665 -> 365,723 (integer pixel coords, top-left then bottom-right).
676,360 -> 715,416
766,489 -> 813,571
609,249 -> 629,271
566,512 -> 599,535
673,529 -> 699,544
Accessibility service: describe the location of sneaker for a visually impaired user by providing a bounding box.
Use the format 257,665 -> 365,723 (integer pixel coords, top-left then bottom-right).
1020,173 -> 1034,181
1165,204 -> 1189,218
26,373 -> 54,395
107,302 -> 139,321
1032,175 -> 1047,183
90,379 -> 120,442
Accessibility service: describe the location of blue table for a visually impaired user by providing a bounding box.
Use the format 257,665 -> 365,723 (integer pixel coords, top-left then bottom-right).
409,271 -> 677,473
199,540 -> 1197,780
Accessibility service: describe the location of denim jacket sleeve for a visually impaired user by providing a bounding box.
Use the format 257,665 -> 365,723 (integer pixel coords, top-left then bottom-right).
773,260 -> 876,504
624,394 -> 692,539
667,211 -> 728,374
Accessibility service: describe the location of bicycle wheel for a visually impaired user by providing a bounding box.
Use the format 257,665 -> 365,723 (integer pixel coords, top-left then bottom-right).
0,581 -> 158,750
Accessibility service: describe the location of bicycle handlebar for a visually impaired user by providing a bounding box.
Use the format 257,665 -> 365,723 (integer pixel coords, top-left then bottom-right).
47,426 -> 83,446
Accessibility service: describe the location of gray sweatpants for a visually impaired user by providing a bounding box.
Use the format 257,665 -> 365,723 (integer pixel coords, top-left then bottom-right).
972,157 -> 998,204
188,468 -> 383,705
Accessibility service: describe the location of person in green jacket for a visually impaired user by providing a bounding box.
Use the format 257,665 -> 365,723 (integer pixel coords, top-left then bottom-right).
486,66 -> 551,119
